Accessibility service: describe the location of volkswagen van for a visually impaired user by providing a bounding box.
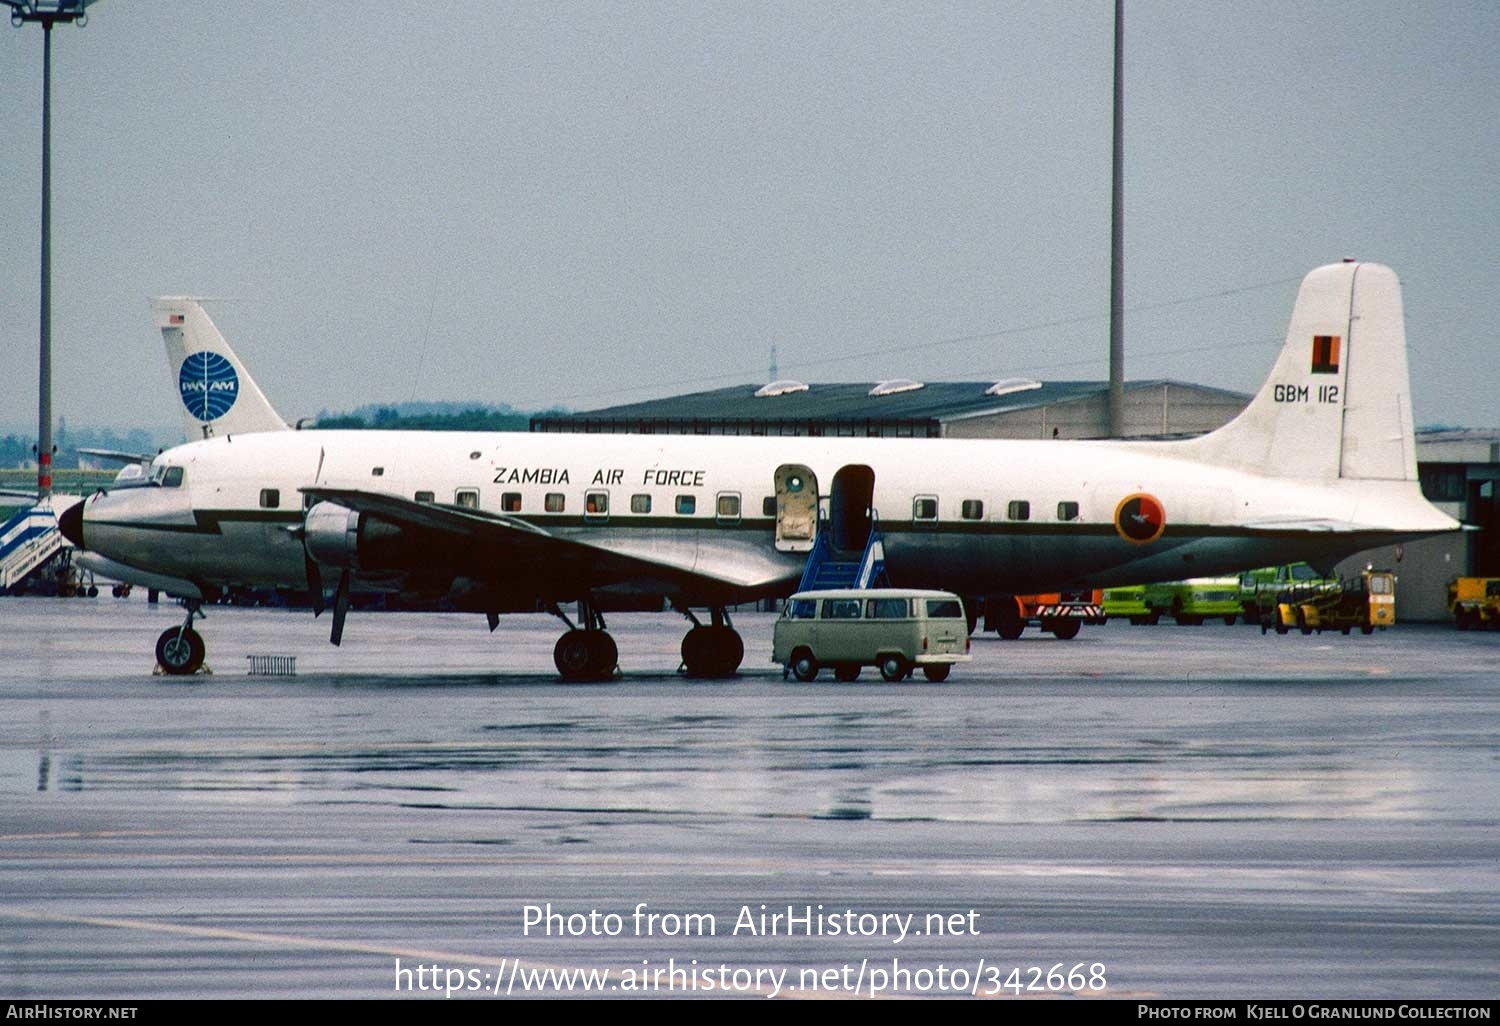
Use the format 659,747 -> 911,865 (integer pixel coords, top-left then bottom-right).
773,589 -> 971,682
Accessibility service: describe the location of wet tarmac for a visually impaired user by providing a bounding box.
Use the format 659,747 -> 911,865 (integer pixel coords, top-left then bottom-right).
1,598 -> 1496,999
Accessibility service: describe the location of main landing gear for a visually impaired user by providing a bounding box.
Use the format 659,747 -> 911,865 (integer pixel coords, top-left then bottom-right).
676,605 -> 744,678
549,600 -> 618,682
155,601 -> 207,676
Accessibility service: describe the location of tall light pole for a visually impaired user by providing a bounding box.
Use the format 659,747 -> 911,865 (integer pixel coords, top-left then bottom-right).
1107,0 -> 1125,439
5,0 -> 99,500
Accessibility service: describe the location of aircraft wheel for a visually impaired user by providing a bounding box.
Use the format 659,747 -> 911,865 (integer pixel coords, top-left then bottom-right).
682,626 -> 743,678
834,665 -> 861,682
1297,609 -> 1313,635
155,627 -> 205,676
1223,615 -> 1238,626
555,629 -> 609,682
789,649 -> 819,682
587,631 -> 618,677
922,663 -> 951,683
878,653 -> 910,682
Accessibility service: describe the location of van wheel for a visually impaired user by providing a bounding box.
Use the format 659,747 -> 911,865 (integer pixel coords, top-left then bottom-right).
878,654 -> 909,682
834,665 -> 860,682
790,650 -> 819,682
922,664 -> 950,682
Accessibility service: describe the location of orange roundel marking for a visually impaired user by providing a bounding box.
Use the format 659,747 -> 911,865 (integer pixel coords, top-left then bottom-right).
1114,493 -> 1166,544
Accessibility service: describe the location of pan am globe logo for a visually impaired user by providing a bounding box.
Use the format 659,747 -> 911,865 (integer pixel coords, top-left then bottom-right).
178,351 -> 239,422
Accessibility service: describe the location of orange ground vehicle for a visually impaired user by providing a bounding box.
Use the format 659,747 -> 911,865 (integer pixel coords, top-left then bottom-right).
972,590 -> 1105,640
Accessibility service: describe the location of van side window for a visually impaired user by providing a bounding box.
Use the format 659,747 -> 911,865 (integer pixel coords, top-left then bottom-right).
913,496 -> 938,521
1057,501 -> 1079,521
961,500 -> 983,520
821,598 -> 862,619
926,598 -> 963,618
787,599 -> 818,619
1007,500 -> 1030,521
866,597 -> 910,619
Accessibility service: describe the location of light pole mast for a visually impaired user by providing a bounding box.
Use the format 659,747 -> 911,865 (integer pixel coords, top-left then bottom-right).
5,0 -> 99,500
1108,0 -> 1125,439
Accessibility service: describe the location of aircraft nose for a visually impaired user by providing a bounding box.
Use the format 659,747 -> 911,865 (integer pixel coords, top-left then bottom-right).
58,499 -> 85,548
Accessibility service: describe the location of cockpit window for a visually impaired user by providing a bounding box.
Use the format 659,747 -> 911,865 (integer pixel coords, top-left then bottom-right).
161,466 -> 185,488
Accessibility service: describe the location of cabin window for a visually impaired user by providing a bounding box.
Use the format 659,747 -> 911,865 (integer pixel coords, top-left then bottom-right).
787,598 -> 818,620
913,496 -> 938,521
631,494 -> 652,514
822,598 -> 862,620
676,495 -> 696,515
414,490 -> 435,504
161,466 -> 184,488
1057,500 -> 1079,521
544,493 -> 565,513
585,490 -> 609,518
866,597 -> 909,619
371,467 -> 384,477
961,499 -> 984,520
501,492 -> 521,512
455,489 -> 479,509
716,492 -> 741,522
1007,500 -> 1031,521
762,496 -> 776,517
259,488 -> 280,509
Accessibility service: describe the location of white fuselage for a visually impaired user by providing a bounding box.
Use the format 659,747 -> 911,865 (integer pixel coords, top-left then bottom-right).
76,428 -> 1456,602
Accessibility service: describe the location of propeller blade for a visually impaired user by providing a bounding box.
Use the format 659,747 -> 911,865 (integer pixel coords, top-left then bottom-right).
305,557 -> 325,617
330,570 -> 350,646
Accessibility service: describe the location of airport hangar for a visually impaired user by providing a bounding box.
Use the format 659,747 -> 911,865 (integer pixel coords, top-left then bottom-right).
532,379 -> 1499,623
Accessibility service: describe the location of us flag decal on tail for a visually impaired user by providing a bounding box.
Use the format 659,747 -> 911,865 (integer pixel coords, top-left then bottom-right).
1311,334 -> 1340,374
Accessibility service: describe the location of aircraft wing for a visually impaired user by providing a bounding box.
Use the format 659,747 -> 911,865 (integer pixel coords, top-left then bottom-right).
300,487 -> 796,595
77,447 -> 154,466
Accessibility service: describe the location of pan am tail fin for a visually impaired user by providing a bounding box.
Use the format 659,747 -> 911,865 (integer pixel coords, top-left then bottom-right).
154,297 -> 289,440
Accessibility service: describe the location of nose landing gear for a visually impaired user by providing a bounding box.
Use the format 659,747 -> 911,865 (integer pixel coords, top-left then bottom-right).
155,601 -> 207,675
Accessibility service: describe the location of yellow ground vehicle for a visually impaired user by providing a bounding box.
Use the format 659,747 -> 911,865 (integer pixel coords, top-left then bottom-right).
1267,568 -> 1396,635
1448,577 -> 1500,630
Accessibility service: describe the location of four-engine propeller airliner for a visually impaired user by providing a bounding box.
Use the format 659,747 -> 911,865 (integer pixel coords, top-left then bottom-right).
60,261 -> 1458,679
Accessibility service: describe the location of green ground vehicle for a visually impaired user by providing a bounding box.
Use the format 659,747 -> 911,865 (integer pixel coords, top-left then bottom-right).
1238,563 -> 1338,625
1103,578 -> 1241,625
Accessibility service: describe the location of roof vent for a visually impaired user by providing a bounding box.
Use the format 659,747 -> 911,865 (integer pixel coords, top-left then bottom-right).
869,379 -> 924,397
754,380 -> 809,397
985,378 -> 1043,397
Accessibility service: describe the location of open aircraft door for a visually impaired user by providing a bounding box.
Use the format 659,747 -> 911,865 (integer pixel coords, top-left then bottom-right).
773,464 -> 818,553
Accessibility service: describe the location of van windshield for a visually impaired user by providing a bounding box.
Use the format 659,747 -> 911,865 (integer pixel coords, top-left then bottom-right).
925,599 -> 963,619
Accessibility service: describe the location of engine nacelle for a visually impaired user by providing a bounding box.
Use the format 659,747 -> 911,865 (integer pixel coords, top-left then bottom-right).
303,500 -> 419,571
303,501 -> 362,569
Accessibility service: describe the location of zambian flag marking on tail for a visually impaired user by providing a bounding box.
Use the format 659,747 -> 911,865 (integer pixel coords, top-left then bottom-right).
1311,335 -> 1341,375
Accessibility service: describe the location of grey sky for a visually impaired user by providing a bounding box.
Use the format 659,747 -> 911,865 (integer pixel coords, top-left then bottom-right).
2,1 -> 1496,436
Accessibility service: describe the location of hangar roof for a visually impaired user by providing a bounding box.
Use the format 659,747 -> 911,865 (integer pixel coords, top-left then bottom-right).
534,379 -> 1247,427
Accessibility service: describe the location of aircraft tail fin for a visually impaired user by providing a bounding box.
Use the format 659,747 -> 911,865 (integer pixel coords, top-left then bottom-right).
1177,261 -> 1417,482
153,298 -> 289,440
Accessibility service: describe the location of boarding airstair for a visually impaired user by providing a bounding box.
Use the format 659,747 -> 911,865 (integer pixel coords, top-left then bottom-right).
797,510 -> 890,592
0,498 -> 74,594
